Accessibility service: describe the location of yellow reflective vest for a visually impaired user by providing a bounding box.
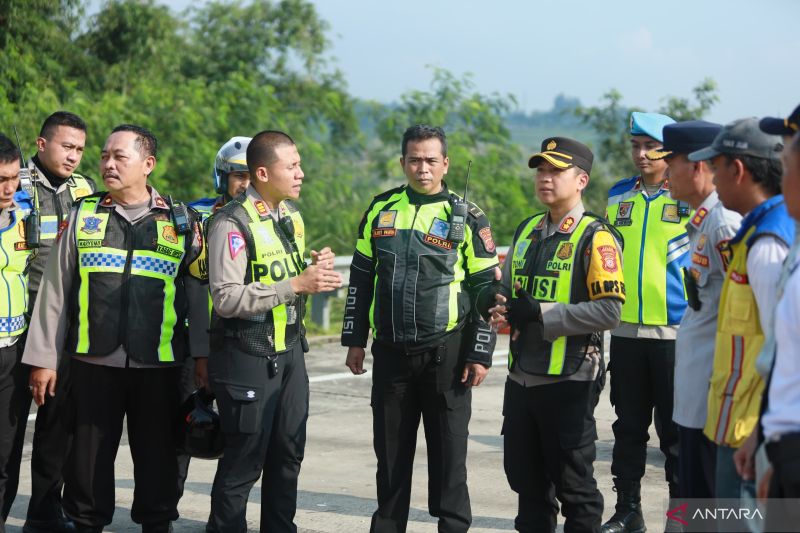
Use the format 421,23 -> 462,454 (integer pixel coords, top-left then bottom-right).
705,196 -> 794,447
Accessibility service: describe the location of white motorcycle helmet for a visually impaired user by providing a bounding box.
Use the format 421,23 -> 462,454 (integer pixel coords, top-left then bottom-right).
213,136 -> 252,195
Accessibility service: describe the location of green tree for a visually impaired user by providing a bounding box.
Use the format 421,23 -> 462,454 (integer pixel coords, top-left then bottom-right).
574,79 -> 719,212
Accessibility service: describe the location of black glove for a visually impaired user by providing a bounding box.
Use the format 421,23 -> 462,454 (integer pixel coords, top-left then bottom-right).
508,287 -> 541,328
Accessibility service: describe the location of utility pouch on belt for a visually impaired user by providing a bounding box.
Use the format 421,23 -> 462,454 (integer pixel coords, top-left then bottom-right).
683,267 -> 701,311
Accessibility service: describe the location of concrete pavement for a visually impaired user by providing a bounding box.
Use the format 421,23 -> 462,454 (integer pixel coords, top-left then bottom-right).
6,335 -> 670,532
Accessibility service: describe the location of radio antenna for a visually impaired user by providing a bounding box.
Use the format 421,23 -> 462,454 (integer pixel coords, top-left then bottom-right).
463,160 -> 472,203
12,126 -> 28,167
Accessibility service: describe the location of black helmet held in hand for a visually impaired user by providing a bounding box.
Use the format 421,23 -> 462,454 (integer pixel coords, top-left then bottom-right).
176,388 -> 225,459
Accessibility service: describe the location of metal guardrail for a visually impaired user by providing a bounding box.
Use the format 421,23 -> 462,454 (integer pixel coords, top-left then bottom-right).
309,246 -> 510,329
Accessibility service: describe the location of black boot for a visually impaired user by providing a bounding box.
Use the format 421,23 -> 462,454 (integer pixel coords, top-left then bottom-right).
601,479 -> 646,533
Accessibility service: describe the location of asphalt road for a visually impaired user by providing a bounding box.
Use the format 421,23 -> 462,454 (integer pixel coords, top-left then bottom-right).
7,335 -> 670,532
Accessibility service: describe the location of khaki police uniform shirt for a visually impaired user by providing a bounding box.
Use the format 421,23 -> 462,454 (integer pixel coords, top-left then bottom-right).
673,191 -> 741,429
207,185 -> 297,320
501,201 -> 623,387
0,201 -> 23,348
22,187 -> 209,370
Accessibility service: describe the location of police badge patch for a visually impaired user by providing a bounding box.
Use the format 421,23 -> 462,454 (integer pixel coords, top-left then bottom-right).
556,242 -> 573,260
478,227 -> 496,253
598,245 -> 618,273
81,216 -> 103,234
618,202 -> 633,219
162,225 -> 178,244
377,210 -> 397,229
661,204 -> 680,223
228,232 -> 246,259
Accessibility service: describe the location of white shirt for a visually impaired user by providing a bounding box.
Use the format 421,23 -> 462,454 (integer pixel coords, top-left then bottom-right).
762,250 -> 800,440
747,235 -> 789,335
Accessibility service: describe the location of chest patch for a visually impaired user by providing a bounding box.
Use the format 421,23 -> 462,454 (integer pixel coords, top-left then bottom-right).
661,204 -> 680,223
377,210 -> 397,229
81,216 -> 103,234
429,218 -> 450,239
617,202 -> 633,219
556,242 -> 573,260
423,234 -> 454,250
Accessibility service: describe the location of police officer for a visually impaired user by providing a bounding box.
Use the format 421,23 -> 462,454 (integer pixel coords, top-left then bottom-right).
22,111 -> 96,533
603,112 -> 689,533
178,137 -> 251,501
190,137 -> 252,217
687,118 -> 791,500
490,137 -> 624,533
342,125 -> 499,533
645,121 -> 741,500
22,124 -> 209,533
735,104 -> 800,501
205,130 -> 341,532
0,133 -> 35,533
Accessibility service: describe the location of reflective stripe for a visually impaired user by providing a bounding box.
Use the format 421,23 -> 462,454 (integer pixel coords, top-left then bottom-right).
714,335 -> 744,443
130,254 -> 179,277
80,251 -> 127,270
40,216 -> 59,239
0,315 -> 25,333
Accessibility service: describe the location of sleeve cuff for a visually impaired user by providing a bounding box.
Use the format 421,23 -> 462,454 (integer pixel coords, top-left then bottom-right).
275,279 -> 296,304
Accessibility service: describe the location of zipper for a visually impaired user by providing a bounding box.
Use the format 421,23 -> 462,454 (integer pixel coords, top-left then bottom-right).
638,196 -> 651,324
399,203 -> 420,351
119,220 -> 136,366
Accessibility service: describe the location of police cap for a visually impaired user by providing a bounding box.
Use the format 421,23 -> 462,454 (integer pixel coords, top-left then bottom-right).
630,111 -> 675,142
759,104 -> 800,137
646,120 -> 723,160
528,137 -> 594,174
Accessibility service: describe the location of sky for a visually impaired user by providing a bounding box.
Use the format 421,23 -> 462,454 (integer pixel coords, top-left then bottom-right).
99,0 -> 800,124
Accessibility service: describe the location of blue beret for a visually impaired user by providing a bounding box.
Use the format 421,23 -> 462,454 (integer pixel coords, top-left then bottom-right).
630,112 -> 676,142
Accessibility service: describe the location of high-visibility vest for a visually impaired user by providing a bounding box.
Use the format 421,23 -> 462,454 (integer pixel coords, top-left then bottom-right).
508,211 -> 625,375
66,194 -> 191,364
213,195 -> 306,355
705,195 -> 794,447
0,197 -> 34,337
607,177 -> 691,325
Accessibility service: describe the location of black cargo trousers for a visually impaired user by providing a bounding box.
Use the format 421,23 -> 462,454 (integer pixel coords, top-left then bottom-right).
369,329 -> 473,533
207,341 -> 308,533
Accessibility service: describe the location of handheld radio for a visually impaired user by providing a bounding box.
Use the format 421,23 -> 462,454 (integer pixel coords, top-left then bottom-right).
447,160 -> 472,243
168,195 -> 192,235
13,126 -> 40,248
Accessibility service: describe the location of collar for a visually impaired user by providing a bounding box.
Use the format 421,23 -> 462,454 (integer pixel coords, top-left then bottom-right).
731,195 -> 785,245
99,186 -> 170,210
405,182 -> 450,205
245,185 -> 277,220
633,175 -> 670,193
30,156 -> 74,190
688,191 -> 720,229
548,201 -> 586,234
